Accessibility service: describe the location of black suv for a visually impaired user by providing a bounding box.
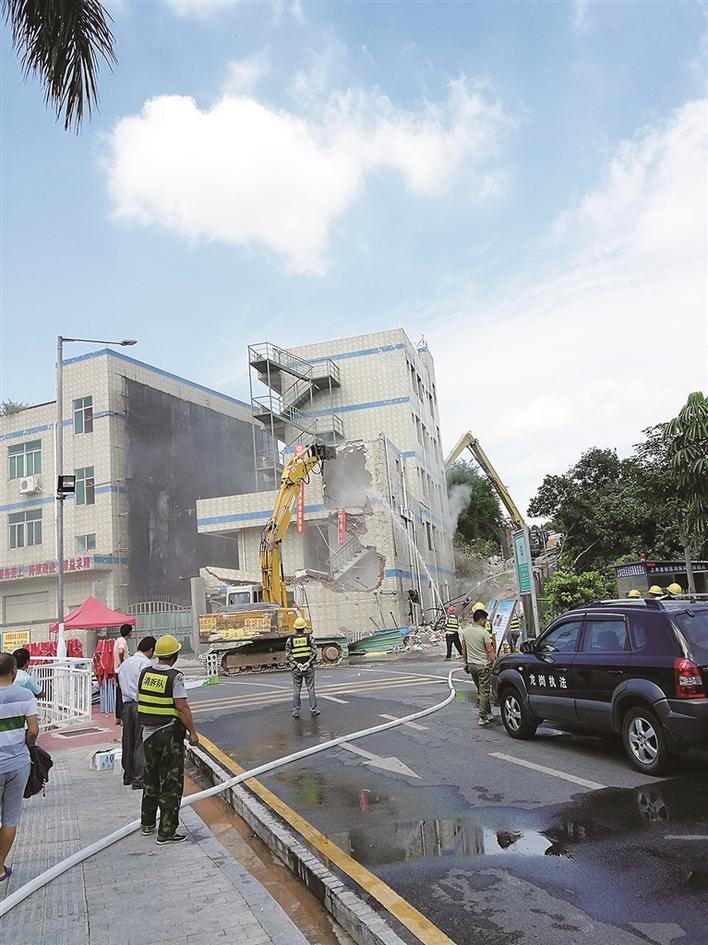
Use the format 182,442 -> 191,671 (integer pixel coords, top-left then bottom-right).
492,599 -> 708,775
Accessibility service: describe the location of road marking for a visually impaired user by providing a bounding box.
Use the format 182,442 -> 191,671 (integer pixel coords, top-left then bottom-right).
222,679 -> 290,691
192,673 -> 425,705
379,713 -> 428,731
664,834 -> 708,840
340,742 -> 421,778
196,735 -> 455,945
320,695 -> 349,704
489,752 -> 607,790
191,676 -> 440,713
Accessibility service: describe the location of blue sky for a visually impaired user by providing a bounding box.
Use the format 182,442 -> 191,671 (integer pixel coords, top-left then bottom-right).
1,0 -> 706,508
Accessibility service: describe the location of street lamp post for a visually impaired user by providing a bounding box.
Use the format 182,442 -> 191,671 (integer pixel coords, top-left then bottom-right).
55,336 -> 137,658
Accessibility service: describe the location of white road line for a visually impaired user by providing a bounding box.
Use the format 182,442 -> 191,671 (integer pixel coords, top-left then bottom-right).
664,835 -> 708,841
320,695 -> 349,704
191,677 -> 435,713
379,713 -> 428,731
192,674 -> 432,707
489,752 -> 607,790
221,680 -> 290,691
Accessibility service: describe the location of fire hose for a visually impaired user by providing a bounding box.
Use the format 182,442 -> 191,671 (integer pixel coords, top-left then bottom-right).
0,668 -> 462,916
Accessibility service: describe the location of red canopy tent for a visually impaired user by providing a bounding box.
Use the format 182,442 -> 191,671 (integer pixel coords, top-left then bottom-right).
49,596 -> 136,632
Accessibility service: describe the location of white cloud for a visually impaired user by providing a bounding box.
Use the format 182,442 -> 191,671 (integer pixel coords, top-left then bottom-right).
573,0 -> 591,34
432,99 -> 708,513
291,0 -> 304,25
164,0 -> 238,18
223,53 -> 270,93
106,79 -> 510,274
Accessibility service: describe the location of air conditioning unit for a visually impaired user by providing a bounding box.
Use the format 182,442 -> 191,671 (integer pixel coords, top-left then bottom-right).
19,475 -> 40,495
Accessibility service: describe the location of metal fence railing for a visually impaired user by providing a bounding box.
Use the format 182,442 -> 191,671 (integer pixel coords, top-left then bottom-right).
32,658 -> 93,732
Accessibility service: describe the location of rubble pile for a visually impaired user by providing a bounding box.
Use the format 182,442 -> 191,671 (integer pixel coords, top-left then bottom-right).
404,623 -> 445,651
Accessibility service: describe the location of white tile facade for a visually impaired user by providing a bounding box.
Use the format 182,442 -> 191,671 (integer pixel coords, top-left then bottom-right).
196,329 -> 455,639
0,349 -> 254,644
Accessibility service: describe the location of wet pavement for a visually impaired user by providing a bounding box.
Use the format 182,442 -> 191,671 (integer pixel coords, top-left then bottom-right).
188,655 -> 708,945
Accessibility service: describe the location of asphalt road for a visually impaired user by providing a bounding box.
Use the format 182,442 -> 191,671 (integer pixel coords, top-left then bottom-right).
187,652 -> 708,945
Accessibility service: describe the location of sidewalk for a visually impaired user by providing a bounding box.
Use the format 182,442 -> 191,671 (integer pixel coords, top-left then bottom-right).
0,741 -> 312,945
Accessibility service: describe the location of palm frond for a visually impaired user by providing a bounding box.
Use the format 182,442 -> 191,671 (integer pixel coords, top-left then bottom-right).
3,0 -> 116,132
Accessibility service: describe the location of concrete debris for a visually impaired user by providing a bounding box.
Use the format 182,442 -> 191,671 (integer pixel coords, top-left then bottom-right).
404,623 -> 445,651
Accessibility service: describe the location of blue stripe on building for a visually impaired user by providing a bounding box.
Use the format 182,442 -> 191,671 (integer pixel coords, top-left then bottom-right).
0,485 -> 125,514
308,343 -> 407,364
0,412 -> 125,443
197,503 -> 326,528
63,349 -> 252,411
304,396 -> 410,417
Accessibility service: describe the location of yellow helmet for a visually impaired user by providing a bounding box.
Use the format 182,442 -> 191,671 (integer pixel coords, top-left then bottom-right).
648,585 -> 663,597
154,634 -> 181,657
471,601 -> 487,614
667,583 -> 682,595
293,616 -> 308,630
627,589 -> 641,599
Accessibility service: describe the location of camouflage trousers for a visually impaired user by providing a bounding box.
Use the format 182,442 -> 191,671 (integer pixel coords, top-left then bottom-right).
141,723 -> 185,840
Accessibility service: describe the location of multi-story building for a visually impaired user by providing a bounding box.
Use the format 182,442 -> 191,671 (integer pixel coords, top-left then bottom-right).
0,349 -> 260,647
196,328 -> 455,639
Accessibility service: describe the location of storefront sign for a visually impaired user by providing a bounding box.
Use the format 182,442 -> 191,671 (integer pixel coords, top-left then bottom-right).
2,630 -> 31,650
0,555 -> 95,582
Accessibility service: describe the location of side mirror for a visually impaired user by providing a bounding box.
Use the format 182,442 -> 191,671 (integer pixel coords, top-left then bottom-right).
520,640 -> 535,654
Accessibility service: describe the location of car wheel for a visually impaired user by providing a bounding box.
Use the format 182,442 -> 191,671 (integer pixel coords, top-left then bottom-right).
500,687 -> 537,740
622,706 -> 671,776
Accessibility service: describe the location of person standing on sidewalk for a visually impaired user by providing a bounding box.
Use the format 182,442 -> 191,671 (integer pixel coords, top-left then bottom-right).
137,635 -> 199,844
460,608 -> 497,726
12,648 -> 42,696
117,636 -> 156,790
113,624 -> 133,726
444,606 -> 462,660
286,617 -> 320,719
0,652 -> 39,882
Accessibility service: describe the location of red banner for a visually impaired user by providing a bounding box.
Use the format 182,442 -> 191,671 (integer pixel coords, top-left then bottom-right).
295,444 -> 305,533
338,509 -> 346,544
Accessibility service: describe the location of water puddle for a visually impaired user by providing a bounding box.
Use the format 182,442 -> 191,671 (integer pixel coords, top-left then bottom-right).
185,774 -> 354,945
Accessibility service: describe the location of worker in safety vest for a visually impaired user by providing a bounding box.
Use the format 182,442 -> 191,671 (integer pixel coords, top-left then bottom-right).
137,634 -> 199,844
444,606 -> 462,660
286,617 -> 320,719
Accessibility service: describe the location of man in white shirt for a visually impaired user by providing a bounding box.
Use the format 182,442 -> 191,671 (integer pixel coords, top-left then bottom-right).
113,624 -> 134,726
117,636 -> 155,789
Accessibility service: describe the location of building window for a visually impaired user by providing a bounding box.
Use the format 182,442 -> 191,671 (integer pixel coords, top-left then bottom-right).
8,440 -> 42,480
75,533 -> 96,553
9,509 -> 42,549
75,466 -> 95,505
73,396 -> 93,434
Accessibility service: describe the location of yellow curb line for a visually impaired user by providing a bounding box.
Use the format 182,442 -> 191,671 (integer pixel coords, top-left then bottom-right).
196,733 -> 456,945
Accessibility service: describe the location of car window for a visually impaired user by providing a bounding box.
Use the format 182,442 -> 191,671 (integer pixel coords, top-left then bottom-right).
538,621 -> 582,654
630,613 -> 677,656
583,618 -> 628,653
673,610 -> 708,659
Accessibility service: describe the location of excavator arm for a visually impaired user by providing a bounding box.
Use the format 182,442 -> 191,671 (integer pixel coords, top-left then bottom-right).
260,443 -> 332,607
444,432 -> 525,530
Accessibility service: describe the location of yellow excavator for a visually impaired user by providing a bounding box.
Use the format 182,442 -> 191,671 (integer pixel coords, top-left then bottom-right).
444,431 -> 525,529
199,443 -> 346,673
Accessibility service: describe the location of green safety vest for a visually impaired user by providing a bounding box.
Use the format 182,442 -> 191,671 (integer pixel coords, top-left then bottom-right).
290,633 -> 313,662
446,616 -> 459,633
137,666 -> 179,726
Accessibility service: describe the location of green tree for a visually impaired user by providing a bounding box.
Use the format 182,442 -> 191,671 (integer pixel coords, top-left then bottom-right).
665,392 -> 708,549
543,570 -> 613,621
2,0 -> 116,131
0,400 -> 28,416
528,437 -> 685,575
446,461 -> 504,552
